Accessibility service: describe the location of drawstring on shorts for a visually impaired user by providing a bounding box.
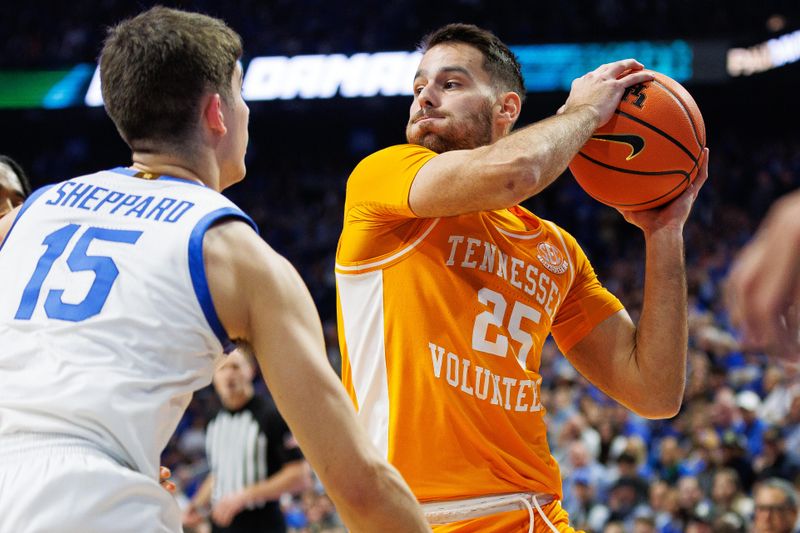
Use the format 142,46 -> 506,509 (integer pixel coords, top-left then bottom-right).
422,492 -> 560,531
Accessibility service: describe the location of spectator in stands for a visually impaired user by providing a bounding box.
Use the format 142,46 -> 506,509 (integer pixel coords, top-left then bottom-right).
713,429 -> 757,493
710,468 -> 753,523
758,367 -> 798,426
677,475 -> 713,521
752,478 -> 799,533
784,391 -> 800,466
633,515 -> 657,533
754,426 -> 800,483
653,436 -> 684,485
736,390 -> 767,459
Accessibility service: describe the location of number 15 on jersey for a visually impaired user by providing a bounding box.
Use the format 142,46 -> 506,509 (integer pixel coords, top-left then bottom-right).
15,224 -> 142,322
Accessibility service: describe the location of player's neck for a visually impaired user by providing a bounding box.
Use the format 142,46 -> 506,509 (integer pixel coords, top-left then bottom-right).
130,152 -> 218,189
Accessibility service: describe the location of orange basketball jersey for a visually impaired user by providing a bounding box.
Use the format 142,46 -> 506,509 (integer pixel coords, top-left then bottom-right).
336,144 -> 623,507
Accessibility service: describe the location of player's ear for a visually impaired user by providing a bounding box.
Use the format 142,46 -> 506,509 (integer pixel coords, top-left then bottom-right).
203,93 -> 227,136
495,91 -> 521,130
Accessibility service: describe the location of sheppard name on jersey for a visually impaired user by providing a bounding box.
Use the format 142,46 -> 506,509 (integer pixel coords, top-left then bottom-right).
445,235 -> 562,319
429,342 -> 544,413
45,181 -> 195,223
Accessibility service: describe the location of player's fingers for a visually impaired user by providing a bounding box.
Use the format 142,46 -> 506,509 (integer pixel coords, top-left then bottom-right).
556,104 -> 566,115
159,466 -> 171,480
603,58 -> 645,77
597,57 -> 644,78
689,148 -> 710,197
744,243 -> 797,350
777,306 -> 800,361
726,246 -> 764,341
618,70 -> 654,88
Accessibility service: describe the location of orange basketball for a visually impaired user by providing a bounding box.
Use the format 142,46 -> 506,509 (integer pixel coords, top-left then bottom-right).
568,70 -> 706,211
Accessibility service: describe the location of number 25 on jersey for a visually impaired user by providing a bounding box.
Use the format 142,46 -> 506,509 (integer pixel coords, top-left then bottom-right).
472,287 -> 541,368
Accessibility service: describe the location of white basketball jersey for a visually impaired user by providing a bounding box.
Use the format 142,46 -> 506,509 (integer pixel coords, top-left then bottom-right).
0,168 -> 256,478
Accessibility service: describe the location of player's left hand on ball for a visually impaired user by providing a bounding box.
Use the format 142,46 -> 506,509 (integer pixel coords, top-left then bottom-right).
620,147 -> 709,233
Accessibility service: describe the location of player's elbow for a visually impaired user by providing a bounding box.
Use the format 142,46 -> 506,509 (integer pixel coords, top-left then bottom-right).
478,146 -> 546,206
335,459 -> 409,514
495,155 -> 544,206
629,391 -> 683,420
333,460 -> 385,511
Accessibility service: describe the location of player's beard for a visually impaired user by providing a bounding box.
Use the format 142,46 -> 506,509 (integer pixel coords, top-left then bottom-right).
406,101 -> 494,153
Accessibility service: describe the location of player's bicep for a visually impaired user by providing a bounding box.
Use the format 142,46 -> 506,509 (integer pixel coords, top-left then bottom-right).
203,218 -> 325,361
408,144 -> 529,217
409,148 -> 484,217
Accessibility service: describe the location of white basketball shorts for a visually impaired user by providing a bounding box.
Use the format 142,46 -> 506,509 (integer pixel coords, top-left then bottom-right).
0,433 -> 181,533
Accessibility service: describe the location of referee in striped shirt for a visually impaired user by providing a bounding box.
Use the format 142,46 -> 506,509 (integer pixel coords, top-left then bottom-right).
183,349 -> 312,532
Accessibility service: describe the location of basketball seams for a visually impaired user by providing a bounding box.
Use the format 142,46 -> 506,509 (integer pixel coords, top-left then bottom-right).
615,109 -> 697,164
575,161 -> 690,208
576,151 -> 690,178
652,78 -> 705,154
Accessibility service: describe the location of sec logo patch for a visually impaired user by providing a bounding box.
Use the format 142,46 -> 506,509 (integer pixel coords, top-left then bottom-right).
537,242 -> 568,275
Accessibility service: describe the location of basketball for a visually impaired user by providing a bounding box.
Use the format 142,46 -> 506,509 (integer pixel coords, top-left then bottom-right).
568,70 -> 706,211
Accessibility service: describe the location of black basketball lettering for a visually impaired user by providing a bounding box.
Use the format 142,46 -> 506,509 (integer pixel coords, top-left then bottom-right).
622,84 -> 647,108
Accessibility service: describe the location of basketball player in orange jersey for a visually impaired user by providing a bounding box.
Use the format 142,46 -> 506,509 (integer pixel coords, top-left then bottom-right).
336,23 -> 709,532
727,190 -> 800,362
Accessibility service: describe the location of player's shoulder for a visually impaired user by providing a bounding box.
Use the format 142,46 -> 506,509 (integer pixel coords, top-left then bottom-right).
350,144 -> 436,180
532,212 -> 586,262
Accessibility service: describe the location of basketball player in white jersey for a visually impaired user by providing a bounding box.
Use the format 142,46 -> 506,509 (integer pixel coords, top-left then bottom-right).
0,7 -> 427,533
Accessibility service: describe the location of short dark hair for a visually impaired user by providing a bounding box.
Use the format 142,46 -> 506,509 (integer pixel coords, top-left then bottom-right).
0,155 -> 32,197
418,23 -> 526,102
100,6 -> 243,150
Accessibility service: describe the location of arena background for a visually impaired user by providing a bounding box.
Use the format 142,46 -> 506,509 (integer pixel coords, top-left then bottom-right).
2,2 -> 799,532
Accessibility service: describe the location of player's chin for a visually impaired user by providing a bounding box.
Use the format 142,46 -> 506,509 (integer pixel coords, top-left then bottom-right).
405,130 -> 438,152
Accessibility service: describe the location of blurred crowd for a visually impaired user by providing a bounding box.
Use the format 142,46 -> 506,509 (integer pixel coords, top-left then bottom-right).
1,0 -> 796,68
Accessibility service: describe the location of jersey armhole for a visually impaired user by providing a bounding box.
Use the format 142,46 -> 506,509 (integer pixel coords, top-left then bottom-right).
188,207 -> 258,352
0,185 -> 56,253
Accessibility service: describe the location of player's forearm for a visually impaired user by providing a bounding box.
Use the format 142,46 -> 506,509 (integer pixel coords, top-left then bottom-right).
481,104 -> 601,203
244,461 -> 311,505
330,459 -> 430,533
280,393 -> 428,532
632,227 -> 688,418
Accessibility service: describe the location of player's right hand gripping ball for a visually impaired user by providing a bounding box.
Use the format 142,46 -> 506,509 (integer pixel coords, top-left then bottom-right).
569,70 -> 706,211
